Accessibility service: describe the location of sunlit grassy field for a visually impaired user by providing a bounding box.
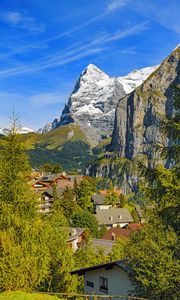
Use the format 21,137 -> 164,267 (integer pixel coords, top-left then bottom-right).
0,292 -> 62,300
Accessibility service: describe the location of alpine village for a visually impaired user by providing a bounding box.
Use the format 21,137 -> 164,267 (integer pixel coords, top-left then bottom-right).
0,2 -> 180,300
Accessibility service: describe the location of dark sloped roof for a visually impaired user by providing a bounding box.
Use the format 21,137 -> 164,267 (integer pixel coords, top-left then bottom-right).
70,259 -> 130,276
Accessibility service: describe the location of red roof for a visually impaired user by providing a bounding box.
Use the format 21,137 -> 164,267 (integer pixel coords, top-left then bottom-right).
102,224 -> 142,241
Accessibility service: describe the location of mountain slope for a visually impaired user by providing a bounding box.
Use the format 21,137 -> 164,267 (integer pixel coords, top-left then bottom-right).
0,124 -> 95,172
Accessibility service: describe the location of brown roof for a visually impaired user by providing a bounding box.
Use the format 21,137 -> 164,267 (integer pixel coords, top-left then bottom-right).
102,228 -> 131,240
102,224 -> 142,241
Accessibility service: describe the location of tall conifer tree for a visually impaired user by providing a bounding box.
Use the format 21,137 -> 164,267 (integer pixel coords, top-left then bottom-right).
0,118 -> 50,291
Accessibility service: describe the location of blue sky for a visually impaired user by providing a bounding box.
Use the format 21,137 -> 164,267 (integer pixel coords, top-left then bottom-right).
0,0 -> 179,129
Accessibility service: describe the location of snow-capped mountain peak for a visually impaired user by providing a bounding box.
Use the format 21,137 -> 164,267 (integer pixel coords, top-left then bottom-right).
41,63 -> 158,138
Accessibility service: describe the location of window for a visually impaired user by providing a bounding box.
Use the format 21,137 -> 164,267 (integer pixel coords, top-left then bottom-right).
86,281 -> 94,288
99,276 -> 108,293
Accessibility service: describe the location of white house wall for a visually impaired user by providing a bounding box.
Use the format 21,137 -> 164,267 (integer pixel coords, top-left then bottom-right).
84,266 -> 132,296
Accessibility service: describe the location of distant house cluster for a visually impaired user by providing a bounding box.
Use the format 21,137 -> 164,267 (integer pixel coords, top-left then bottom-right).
30,172 -> 83,214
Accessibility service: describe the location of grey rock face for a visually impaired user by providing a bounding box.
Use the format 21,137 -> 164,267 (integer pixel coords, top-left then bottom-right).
58,64 -> 125,133
109,46 -> 180,161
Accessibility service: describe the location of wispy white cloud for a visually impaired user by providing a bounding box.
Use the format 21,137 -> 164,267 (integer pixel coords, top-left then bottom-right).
106,21 -> 148,42
107,0 -> 127,11
0,11 -> 46,33
0,22 -> 147,79
0,1 -> 127,58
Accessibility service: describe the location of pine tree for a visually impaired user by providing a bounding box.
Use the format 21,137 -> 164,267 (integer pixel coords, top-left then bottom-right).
0,118 -> 50,291
60,187 -> 77,219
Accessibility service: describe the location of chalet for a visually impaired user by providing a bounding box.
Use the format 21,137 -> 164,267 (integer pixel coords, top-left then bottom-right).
70,260 -> 133,296
92,190 -> 122,213
92,194 -> 112,212
67,227 -> 86,251
95,208 -> 133,229
38,187 -> 63,214
38,174 -> 84,189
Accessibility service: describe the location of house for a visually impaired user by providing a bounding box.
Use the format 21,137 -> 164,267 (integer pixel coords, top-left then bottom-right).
92,194 -> 113,212
38,186 -> 63,214
102,223 -> 142,241
67,227 -> 87,251
95,208 -> 133,229
38,173 -> 84,190
92,189 -> 122,212
70,260 -> 133,296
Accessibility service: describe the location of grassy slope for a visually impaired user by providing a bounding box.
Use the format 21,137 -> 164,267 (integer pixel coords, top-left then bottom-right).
0,292 -> 61,300
0,124 -> 111,172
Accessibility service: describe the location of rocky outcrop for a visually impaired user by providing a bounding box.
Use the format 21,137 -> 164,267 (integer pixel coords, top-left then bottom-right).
108,46 -> 180,161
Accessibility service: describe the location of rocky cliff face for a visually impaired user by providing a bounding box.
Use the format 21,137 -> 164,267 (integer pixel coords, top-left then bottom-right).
109,46 -> 180,161
87,46 -> 180,191
42,64 -> 157,138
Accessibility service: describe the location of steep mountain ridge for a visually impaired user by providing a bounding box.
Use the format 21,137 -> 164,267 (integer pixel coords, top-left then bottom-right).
41,64 -> 157,137
109,46 -> 180,160
87,46 -> 180,191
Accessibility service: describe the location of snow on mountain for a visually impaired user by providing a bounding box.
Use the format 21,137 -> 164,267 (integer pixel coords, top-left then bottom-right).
118,66 -> 158,94
42,63 -> 158,138
20,127 -> 34,134
58,64 -> 125,133
0,126 -> 34,135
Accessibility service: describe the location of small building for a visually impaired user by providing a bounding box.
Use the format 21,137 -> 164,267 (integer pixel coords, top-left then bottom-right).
92,194 -> 113,212
38,186 -> 63,214
92,189 -> 122,213
95,208 -> 133,229
67,227 -> 87,251
70,260 -> 133,296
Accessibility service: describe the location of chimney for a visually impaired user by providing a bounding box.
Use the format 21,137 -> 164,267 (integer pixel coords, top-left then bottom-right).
112,232 -> 116,241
